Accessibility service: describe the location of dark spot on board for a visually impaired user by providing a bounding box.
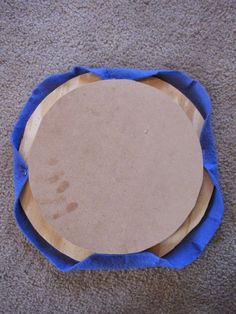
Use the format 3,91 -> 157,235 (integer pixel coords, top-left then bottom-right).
48,174 -> 60,184
52,202 -> 78,220
52,212 -> 60,219
47,170 -> 65,184
66,202 -> 78,213
56,181 -> 69,193
48,158 -> 58,166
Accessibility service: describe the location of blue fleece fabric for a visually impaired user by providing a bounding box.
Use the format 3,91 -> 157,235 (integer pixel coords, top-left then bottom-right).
11,66 -> 224,271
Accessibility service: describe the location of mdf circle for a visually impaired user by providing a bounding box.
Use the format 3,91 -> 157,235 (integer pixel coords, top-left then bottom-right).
28,79 -> 203,254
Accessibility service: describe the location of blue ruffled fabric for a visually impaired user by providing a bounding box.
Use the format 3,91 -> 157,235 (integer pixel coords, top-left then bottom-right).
11,66 -> 224,271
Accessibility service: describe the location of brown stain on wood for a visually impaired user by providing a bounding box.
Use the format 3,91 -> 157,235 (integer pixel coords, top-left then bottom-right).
52,202 -> 78,219
66,202 -> 78,213
48,158 -> 58,166
47,170 -> 65,184
48,174 -> 60,184
52,212 -> 60,219
56,181 -> 69,193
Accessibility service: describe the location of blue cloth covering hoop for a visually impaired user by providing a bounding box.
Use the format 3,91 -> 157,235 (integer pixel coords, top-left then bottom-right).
11,66 -> 224,271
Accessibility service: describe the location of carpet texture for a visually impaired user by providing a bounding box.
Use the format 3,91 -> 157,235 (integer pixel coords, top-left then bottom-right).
0,1 -> 235,313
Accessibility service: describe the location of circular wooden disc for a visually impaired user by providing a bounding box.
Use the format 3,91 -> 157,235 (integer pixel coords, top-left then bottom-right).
20,74 -> 210,260
20,74 -> 212,260
28,79 -> 203,254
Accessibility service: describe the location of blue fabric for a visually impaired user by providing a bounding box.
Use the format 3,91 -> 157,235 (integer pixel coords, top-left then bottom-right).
11,66 -> 224,271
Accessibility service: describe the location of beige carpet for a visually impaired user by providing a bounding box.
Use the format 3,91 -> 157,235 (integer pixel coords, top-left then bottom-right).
0,1 -> 235,313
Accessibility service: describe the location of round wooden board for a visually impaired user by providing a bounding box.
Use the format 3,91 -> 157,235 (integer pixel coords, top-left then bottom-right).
26,79 -> 203,254
20,73 -> 213,260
